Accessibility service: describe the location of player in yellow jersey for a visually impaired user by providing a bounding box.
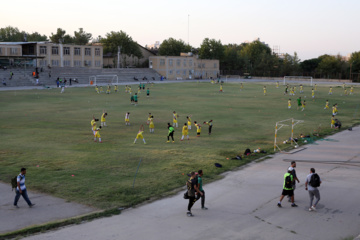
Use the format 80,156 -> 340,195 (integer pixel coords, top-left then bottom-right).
129,86 -> 132,94
203,120 -> 213,135
314,84 -> 317,91
106,84 -> 111,94
342,83 -> 346,89
94,127 -> 102,143
299,84 -> 303,93
332,105 -> 336,115
147,113 -> 152,125
101,111 -> 107,127
276,81 -> 279,88
311,89 -> 315,98
95,85 -> 99,94
329,86 -> 333,95
125,85 -> 128,93
180,123 -> 189,141
331,115 -> 335,128
344,88 -> 348,95
288,99 -> 291,109
324,100 -> 329,109
334,104 -> 338,115
186,115 -> 192,130
134,125 -> 146,144
91,116 -> 98,136
99,86 -> 104,93
350,86 -> 354,95
125,112 -> 130,126
149,115 -> 155,133
194,121 -> 201,137
263,86 -> 267,96
114,85 -> 118,93
301,100 -> 306,111
220,84 -> 223,92
173,111 -> 179,127
240,83 -> 244,91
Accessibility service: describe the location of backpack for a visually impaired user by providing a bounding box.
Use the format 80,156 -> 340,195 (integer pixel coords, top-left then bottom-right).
284,174 -> 292,189
11,175 -> 21,191
309,173 -> 320,187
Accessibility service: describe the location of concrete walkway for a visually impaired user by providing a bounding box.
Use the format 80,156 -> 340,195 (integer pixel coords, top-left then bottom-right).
20,127 -> 360,240
0,184 -> 96,234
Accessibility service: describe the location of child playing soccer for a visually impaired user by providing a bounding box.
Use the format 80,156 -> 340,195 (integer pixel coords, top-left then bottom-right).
106,84 -> 111,94
331,115 -> 335,128
181,123 -> 189,141
149,116 -> 155,133
203,120 -> 213,135
130,94 -> 134,104
186,115 -> 192,130
167,123 -> 175,143
288,99 -> 291,109
263,86 -> 267,96
329,86 -> 333,95
100,86 -> 104,93
276,81 -> 279,88
114,85 -> 118,93
125,112 -> 130,125
94,126 -> 102,143
240,83 -> 244,91
134,93 -> 138,106
220,84 -> 223,92
91,116 -> 98,136
350,86 -> 354,95
311,89 -> 315,98
314,84 -> 317,91
194,121 -> 201,137
299,84 -> 303,93
297,97 -> 301,110
125,85 -> 128,93
146,88 -> 150,97
301,100 -> 306,111
134,125 -> 146,144
95,85 -> 99,94
324,100 -> 329,109
101,111 -> 107,127
173,111 -> 179,127
147,113 -> 152,125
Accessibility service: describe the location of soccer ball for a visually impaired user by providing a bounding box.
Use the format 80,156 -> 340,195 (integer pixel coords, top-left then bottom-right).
294,145 -> 298,148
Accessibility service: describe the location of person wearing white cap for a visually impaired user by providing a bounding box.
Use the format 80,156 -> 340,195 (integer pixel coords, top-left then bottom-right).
287,161 -> 300,202
277,167 -> 298,208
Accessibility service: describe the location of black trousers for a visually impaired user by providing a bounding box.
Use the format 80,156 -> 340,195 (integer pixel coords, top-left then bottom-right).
188,196 -> 197,211
196,190 -> 205,208
209,126 -> 212,134
168,132 -> 174,141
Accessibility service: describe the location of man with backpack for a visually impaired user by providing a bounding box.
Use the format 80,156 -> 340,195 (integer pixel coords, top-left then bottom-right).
305,168 -> 322,211
186,172 -> 203,217
13,168 -> 35,208
277,167 -> 298,208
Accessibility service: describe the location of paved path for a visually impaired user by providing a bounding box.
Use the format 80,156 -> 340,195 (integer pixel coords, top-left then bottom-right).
0,184 -> 96,234
22,127 -> 360,240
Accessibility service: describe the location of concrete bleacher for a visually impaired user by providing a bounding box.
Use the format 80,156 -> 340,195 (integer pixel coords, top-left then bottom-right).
0,67 -> 161,87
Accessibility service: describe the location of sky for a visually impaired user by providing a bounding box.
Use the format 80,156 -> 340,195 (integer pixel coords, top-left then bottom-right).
1,0 -> 359,61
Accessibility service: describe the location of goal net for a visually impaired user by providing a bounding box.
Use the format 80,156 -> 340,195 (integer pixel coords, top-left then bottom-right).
283,76 -> 313,86
89,75 -> 118,86
274,118 -> 304,152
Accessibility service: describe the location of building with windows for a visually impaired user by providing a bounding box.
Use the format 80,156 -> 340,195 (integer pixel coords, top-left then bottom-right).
0,42 -> 103,68
149,54 -> 219,80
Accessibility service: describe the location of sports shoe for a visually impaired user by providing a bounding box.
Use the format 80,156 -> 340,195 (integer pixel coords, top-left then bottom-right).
29,204 -> 35,208
277,203 -> 282,208
311,206 -> 316,211
180,139 -> 183,141
201,207 -> 208,210
172,141 -> 175,143
309,208 -> 313,212
291,203 -> 298,207
187,211 -> 193,217
166,141 -> 170,143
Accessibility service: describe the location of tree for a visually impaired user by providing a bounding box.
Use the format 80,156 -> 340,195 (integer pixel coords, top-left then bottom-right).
349,51 -> 360,80
27,32 -> 48,41
316,55 -> 342,79
300,58 -> 320,76
199,38 -> 224,60
50,28 -> 74,44
0,26 -> 23,42
100,31 -> 143,67
158,38 -> 191,56
74,28 -> 92,45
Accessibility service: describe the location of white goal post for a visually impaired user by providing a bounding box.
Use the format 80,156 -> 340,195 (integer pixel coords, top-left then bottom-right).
89,75 -> 119,86
283,76 -> 313,86
274,118 -> 304,152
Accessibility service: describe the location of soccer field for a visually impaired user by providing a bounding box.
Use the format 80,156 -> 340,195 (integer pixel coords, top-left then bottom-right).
0,81 -> 359,209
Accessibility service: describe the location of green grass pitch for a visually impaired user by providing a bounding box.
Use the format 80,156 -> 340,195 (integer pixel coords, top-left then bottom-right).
0,82 -> 359,209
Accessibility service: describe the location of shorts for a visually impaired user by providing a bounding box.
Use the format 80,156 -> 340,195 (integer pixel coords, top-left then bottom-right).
197,132 -> 200,136
147,93 -> 149,96
281,189 -> 294,197
135,100 -> 138,103
136,134 -> 143,139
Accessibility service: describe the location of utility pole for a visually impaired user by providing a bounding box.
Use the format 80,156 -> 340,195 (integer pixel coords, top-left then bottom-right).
117,46 -> 121,68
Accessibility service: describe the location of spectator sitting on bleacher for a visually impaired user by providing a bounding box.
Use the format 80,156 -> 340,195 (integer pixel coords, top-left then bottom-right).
2,79 -> 6,86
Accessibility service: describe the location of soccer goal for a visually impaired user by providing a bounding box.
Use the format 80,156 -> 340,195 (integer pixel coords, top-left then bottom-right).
225,75 -> 241,83
283,76 -> 313,86
89,75 -> 118,86
274,118 -> 304,152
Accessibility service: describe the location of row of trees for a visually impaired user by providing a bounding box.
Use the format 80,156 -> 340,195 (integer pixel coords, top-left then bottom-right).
1,26 -> 359,80
157,37 -> 360,80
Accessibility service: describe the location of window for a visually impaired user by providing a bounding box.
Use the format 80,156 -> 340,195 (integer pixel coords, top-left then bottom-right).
74,48 -> 81,55
160,59 -> 165,66
39,60 -> 47,66
63,60 -> 71,67
95,60 -> 101,67
95,48 -> 100,56
51,60 -> 59,66
74,60 -> 81,67
183,70 -> 186,76
176,59 -> 181,66
176,70 -> 180,75
189,60 -> 193,67
85,48 -> 91,56
168,59 -> 173,66
84,60 -> 91,66
214,63 -> 217,68
169,70 -> 173,75
63,47 -> 70,55
52,47 -> 58,55
10,48 -> 18,55
39,46 -> 47,55
183,59 -> 187,67
198,63 -> 201,68
202,63 -> 205,68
